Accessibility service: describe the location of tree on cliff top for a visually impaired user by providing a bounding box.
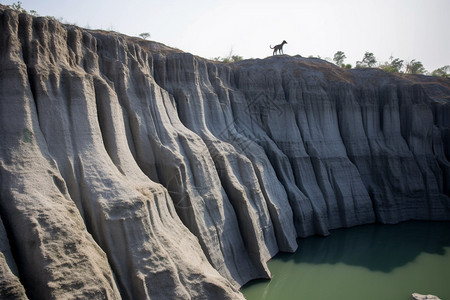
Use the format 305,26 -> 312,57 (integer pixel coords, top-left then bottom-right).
356,52 -> 377,68
431,65 -> 450,78
380,56 -> 404,73
9,1 -> 25,12
406,60 -> 427,74
333,51 -> 346,67
139,32 -> 150,40
7,1 -> 38,16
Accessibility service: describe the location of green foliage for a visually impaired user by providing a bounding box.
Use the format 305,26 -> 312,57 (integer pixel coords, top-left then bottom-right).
406,59 -> 427,74
431,65 -> 450,78
379,56 -> 404,73
327,50 -> 450,76
390,58 -> 404,72
356,52 -> 377,68
8,2 -> 39,16
9,1 -> 26,12
139,32 -> 150,40
213,49 -> 243,63
379,65 -> 398,73
333,51 -> 346,67
222,55 -> 243,63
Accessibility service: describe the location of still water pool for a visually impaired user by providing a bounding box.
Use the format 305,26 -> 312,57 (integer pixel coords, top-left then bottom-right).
241,221 -> 450,300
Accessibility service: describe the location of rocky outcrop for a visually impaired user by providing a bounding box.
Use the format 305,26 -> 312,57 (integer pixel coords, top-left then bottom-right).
0,6 -> 449,299
412,293 -> 442,300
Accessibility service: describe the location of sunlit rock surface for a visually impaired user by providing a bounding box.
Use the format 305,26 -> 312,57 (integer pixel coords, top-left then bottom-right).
412,293 -> 442,300
0,6 -> 449,299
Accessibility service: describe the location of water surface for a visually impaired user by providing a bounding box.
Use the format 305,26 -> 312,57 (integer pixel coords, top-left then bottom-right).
241,221 -> 450,300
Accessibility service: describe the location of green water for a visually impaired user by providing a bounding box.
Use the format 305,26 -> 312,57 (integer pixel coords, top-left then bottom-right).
241,221 -> 450,300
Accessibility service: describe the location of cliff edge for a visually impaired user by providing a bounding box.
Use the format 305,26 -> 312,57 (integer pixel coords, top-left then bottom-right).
0,6 -> 449,299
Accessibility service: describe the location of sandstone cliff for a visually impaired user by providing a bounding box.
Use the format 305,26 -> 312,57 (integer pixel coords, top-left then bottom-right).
0,6 -> 449,299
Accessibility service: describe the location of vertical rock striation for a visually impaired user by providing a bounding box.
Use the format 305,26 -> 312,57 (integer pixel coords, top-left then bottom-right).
0,6 -> 449,299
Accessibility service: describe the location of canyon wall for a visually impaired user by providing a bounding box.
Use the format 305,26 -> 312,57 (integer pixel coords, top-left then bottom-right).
0,6 -> 449,299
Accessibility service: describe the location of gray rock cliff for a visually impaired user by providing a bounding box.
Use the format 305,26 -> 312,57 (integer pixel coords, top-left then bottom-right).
0,6 -> 449,299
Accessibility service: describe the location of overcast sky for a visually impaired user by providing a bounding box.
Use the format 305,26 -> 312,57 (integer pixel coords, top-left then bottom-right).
3,0 -> 449,71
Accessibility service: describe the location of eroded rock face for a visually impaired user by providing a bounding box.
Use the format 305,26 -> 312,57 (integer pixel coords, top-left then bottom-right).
0,6 -> 449,299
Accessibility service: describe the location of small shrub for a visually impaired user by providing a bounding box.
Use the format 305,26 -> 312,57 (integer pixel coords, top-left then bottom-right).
139,32 -> 150,40
213,49 -> 243,63
431,66 -> 450,78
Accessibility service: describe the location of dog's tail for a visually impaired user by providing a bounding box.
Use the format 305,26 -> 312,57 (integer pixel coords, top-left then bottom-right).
270,45 -> 274,49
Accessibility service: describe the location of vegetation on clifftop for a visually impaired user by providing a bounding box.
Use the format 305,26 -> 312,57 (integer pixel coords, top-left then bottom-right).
5,2 -> 448,77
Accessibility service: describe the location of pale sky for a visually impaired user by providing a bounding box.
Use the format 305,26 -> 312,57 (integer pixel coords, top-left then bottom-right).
2,0 -> 449,71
